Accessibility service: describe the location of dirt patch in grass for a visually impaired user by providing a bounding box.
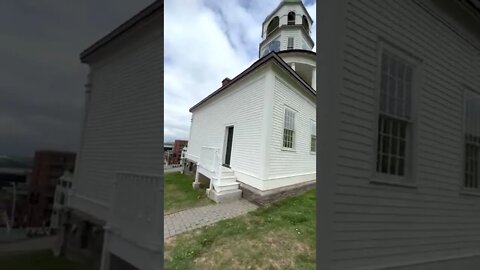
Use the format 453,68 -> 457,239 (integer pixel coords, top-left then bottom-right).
193,230 -> 313,270
164,189 -> 316,270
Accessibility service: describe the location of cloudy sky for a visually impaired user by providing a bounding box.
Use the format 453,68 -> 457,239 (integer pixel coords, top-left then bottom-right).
164,0 -> 316,143
0,0 -> 153,156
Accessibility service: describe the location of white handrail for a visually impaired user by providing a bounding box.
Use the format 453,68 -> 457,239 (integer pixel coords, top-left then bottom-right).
200,147 -> 222,192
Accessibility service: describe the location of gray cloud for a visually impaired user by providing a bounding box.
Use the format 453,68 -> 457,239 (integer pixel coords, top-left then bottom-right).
0,0 -> 154,156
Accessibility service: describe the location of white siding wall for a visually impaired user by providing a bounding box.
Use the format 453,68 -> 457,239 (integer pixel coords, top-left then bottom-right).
266,66 -> 316,190
72,12 -> 163,221
334,0 -> 480,269
187,68 -> 268,189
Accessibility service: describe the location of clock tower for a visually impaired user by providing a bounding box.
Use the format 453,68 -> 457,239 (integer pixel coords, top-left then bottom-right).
259,0 -> 314,58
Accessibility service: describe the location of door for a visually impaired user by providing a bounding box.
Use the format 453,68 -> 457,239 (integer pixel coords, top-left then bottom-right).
223,126 -> 234,167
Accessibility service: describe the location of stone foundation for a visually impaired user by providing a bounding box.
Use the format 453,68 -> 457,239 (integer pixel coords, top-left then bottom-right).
207,188 -> 242,203
240,180 -> 316,206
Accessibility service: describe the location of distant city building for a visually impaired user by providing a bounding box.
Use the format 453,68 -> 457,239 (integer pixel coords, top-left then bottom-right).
26,150 -> 76,227
164,142 -> 174,165
170,140 -> 188,164
49,170 -> 74,231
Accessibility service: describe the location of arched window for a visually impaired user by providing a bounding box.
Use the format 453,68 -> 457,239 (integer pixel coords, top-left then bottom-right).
302,15 -> 309,32
266,16 -> 279,37
288,12 -> 295,25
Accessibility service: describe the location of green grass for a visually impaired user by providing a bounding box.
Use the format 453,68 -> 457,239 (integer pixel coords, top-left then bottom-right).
164,172 -> 213,214
0,251 -> 86,270
164,189 -> 316,270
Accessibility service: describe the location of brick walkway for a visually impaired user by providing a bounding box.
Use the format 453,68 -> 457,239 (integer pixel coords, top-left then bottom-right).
164,199 -> 258,239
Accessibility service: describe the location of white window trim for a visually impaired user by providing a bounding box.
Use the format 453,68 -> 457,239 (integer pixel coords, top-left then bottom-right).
282,105 -> 297,151
370,39 -> 422,188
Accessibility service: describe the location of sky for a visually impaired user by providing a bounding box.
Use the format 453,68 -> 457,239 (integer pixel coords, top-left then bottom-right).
0,0 -> 154,156
164,0 -> 317,143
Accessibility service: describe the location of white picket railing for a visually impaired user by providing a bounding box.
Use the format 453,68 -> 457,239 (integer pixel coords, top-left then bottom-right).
110,172 -> 162,250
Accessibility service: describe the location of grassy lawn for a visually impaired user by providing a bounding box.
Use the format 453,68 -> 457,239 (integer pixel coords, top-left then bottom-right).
164,172 -> 213,215
0,250 -> 86,270
164,189 -> 316,270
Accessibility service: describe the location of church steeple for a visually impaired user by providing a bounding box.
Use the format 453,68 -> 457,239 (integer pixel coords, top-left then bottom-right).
259,0 -> 314,58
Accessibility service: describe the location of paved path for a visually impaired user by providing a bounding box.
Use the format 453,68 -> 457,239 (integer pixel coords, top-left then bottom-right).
164,199 -> 258,239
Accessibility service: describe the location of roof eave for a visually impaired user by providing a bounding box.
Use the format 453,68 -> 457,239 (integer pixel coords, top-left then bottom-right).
79,0 -> 163,63
189,52 -> 315,113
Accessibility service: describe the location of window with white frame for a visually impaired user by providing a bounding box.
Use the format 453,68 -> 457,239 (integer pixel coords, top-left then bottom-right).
375,51 -> 414,178
310,120 -> 316,152
283,108 -> 295,149
464,92 -> 480,190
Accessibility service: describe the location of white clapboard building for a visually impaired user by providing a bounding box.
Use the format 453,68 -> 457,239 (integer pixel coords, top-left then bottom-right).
184,0 -> 317,204
61,1 -> 163,270
317,0 -> 480,269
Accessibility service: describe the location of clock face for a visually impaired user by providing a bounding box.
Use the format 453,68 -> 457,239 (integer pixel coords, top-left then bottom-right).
262,39 -> 280,57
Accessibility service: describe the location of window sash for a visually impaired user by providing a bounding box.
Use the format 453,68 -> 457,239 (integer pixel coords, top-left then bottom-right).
464,92 -> 480,190
465,143 -> 480,189
310,120 -> 316,152
311,135 -> 316,152
375,51 -> 414,179
379,52 -> 413,121
376,114 -> 408,177
283,109 -> 295,149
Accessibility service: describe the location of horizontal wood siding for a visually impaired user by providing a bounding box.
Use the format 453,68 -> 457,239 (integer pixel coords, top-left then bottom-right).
187,70 -> 267,179
268,71 -> 316,178
335,0 -> 480,268
73,12 -> 163,221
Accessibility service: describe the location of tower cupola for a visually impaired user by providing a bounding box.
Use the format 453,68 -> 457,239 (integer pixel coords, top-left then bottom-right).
259,0 -> 314,58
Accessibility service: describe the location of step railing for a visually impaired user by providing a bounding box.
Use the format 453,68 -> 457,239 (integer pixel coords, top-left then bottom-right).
110,172 -> 162,250
199,146 -> 222,191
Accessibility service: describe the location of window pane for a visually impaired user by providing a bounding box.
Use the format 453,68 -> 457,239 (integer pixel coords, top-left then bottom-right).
381,155 -> 389,173
399,140 -> 406,157
382,135 -> 390,154
389,156 -> 397,175
398,158 -> 405,176
391,137 -> 398,155
376,115 -> 408,176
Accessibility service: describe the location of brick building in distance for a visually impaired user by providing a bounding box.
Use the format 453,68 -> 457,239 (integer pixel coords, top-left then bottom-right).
27,150 -> 76,227
171,140 -> 188,164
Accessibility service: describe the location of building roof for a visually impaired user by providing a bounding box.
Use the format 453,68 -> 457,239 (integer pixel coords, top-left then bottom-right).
80,0 -> 163,63
189,50 -> 316,112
